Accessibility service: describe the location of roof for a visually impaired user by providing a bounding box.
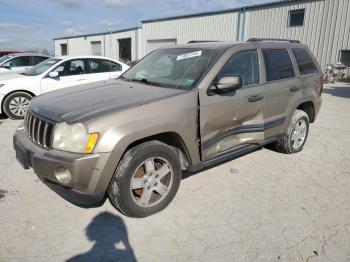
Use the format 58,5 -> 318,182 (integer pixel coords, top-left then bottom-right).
166,41 -> 244,50
53,27 -> 141,41
54,55 -> 116,60
52,55 -> 126,64
6,52 -> 50,57
158,39 -> 304,51
141,0 -> 320,23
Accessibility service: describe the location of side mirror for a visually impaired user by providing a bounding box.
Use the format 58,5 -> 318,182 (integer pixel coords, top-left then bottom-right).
1,65 -> 11,70
210,75 -> 243,95
49,71 -> 59,78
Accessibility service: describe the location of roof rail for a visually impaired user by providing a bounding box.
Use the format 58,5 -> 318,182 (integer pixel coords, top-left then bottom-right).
187,40 -> 220,44
246,38 -> 300,43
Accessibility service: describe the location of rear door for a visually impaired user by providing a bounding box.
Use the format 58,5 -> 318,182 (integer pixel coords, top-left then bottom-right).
199,49 -> 265,160
262,48 -> 303,139
40,59 -> 89,94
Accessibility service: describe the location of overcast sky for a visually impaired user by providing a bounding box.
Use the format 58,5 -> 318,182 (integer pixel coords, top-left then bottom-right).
0,0 -> 280,52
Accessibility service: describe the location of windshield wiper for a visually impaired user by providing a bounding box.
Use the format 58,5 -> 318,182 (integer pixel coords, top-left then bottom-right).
131,78 -> 165,87
119,75 -> 131,82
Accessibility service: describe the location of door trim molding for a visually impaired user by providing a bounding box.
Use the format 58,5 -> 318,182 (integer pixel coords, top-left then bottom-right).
202,115 -> 285,150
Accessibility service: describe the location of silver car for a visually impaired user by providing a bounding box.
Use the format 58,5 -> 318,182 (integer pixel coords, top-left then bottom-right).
0,53 -> 50,75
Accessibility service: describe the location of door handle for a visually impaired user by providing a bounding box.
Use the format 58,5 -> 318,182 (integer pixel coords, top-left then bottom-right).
290,86 -> 301,92
248,94 -> 264,102
77,78 -> 87,81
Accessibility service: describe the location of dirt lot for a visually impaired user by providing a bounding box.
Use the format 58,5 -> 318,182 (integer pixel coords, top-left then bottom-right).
0,83 -> 349,262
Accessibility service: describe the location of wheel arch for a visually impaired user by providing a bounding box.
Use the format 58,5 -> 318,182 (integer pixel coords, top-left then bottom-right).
297,101 -> 315,123
124,131 -> 193,169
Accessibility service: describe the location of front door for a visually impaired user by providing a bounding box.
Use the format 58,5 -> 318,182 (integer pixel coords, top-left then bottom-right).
40,59 -> 89,94
199,49 -> 265,160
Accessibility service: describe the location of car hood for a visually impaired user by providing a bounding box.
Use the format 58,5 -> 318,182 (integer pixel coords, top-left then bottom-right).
30,79 -> 187,124
0,72 -> 27,80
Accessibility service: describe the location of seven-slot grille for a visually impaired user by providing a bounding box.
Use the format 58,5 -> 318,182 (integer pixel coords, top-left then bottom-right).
24,111 -> 55,148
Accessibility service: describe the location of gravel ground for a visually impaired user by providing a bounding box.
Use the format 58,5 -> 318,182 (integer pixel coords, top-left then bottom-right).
0,83 -> 349,262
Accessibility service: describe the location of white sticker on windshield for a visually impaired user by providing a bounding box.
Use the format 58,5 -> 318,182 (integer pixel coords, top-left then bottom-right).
46,60 -> 58,64
177,50 -> 202,61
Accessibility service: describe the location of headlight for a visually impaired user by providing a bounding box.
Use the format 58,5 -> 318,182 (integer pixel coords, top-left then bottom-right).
0,84 -> 4,88
52,122 -> 99,153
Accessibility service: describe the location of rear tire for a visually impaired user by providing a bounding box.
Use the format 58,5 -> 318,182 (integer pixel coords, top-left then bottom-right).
275,110 -> 309,154
3,92 -> 32,120
108,141 -> 182,218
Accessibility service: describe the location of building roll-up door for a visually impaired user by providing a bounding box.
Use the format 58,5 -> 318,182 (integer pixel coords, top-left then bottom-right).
146,39 -> 177,54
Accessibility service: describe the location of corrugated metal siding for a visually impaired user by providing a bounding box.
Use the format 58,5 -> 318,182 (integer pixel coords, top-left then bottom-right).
245,0 -> 350,68
141,13 -> 239,56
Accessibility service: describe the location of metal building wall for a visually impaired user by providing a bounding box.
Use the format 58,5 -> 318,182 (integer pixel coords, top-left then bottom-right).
245,0 -> 350,68
141,12 -> 239,57
54,29 -> 140,60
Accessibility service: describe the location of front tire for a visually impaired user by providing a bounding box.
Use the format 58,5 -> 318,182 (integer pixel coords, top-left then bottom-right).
3,92 -> 32,120
108,141 -> 182,218
275,110 -> 309,154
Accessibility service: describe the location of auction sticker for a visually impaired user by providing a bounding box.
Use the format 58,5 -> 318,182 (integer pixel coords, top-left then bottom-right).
177,50 -> 202,61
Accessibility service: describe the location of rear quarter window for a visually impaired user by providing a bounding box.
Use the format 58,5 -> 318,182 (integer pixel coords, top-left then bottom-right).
263,49 -> 295,81
292,48 -> 318,75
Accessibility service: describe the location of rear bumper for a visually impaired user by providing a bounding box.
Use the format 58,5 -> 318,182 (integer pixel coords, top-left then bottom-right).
13,128 -> 115,206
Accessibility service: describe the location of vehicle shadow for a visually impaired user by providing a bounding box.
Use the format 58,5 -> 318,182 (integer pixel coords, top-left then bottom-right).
66,211 -> 137,262
323,84 -> 350,98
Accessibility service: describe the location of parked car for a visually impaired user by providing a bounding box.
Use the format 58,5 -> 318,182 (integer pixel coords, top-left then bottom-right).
0,53 -> 50,75
0,56 -> 129,119
13,39 -> 323,217
0,50 -> 22,57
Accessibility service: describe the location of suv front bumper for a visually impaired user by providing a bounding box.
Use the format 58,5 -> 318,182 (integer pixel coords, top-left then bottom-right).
13,128 -> 115,206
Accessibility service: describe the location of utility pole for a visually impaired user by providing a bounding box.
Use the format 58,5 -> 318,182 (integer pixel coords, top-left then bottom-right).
108,22 -> 112,58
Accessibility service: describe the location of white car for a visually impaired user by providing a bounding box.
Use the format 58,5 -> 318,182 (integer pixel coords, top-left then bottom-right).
0,56 -> 129,119
0,53 -> 50,75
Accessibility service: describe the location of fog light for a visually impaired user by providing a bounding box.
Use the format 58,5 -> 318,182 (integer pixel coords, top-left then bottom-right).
55,166 -> 72,184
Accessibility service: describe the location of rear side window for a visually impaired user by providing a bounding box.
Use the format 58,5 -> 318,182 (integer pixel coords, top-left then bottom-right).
89,59 -> 122,73
33,56 -> 49,65
219,50 -> 259,86
263,49 -> 295,81
292,48 -> 318,75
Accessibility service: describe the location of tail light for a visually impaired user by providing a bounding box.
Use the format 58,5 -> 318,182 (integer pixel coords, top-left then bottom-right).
320,74 -> 324,95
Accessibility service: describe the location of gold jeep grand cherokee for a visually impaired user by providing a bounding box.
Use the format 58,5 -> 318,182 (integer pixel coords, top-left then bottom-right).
14,39 -> 323,217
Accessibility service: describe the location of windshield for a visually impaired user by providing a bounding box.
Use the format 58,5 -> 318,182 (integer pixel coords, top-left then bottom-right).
22,58 -> 61,76
122,48 -> 220,90
0,55 -> 14,64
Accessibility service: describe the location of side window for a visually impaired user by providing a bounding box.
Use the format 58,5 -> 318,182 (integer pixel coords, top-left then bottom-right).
33,56 -> 49,65
263,49 -> 295,81
219,50 -> 259,86
4,56 -> 31,67
52,59 -> 85,77
292,48 -> 318,75
88,59 -> 121,73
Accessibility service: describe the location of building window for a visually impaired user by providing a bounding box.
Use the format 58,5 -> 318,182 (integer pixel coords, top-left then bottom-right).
339,50 -> 350,67
91,41 -> 102,56
60,44 -> 67,56
288,9 -> 305,27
